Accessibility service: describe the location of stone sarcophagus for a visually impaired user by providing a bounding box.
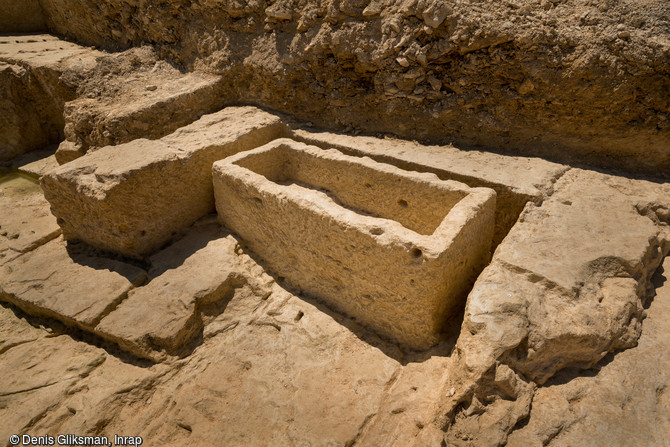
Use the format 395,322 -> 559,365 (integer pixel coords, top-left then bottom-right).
213,138 -> 496,349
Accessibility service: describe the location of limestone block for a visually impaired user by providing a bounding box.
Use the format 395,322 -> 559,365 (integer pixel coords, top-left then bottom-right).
0,237 -> 147,330
213,138 -> 496,349
95,222 -> 245,360
55,71 -> 224,164
0,173 -> 61,264
41,107 -> 286,258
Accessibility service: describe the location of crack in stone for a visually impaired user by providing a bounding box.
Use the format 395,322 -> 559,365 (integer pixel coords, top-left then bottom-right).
0,379 -> 63,397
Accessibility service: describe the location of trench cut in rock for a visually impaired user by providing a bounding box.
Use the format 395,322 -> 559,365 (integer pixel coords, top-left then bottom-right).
41,107 -> 286,259
213,138 -> 496,349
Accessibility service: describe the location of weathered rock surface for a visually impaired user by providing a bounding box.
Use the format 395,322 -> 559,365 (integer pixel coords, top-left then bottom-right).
440,168 -> 670,446
0,237 -> 147,330
355,346 -> 455,446
0,304 -> 167,445
10,148 -> 59,177
100,293 -> 402,447
0,304 -> 46,355
35,0 -> 670,174
0,253 -> 415,447
96,220 -> 273,360
0,35 -> 100,161
0,334 -> 107,445
41,107 -> 286,258
55,47 -> 226,164
0,173 -> 61,265
507,256 -> 670,447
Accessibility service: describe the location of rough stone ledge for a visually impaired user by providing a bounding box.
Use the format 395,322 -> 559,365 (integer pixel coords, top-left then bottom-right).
0,237 -> 147,332
434,168 -> 670,446
95,219 -> 275,362
0,172 -> 61,265
55,69 -> 225,164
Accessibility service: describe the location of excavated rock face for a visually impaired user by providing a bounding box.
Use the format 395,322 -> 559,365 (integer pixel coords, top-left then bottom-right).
0,35 -> 99,162
2,105 -> 670,446
37,0 -> 670,174
0,0 -> 46,32
0,62 -> 69,161
1,2 -> 670,445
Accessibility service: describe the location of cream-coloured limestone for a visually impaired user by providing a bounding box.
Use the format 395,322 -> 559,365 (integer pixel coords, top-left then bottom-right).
12,148 -> 59,177
55,71 -> 224,164
213,138 -> 496,349
41,107 -> 286,258
0,173 -> 61,265
440,168 -> 670,446
506,257 -> 670,447
0,304 -> 45,354
95,222 -> 248,361
98,292 -> 401,447
0,34 -> 101,70
0,237 -> 147,330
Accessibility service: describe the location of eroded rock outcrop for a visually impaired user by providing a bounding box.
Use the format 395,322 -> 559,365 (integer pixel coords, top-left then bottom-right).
0,35 -> 94,161
439,168 -> 670,446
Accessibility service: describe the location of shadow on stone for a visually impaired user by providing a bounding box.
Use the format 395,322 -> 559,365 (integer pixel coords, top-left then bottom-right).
230,233 -> 462,366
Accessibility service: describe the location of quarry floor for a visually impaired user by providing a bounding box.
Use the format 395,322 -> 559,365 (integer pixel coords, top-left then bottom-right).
1,34 -> 670,447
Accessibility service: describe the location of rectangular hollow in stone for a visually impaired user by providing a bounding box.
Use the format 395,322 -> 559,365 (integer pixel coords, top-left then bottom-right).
290,129 -> 569,248
213,138 -> 496,349
41,107 -> 286,258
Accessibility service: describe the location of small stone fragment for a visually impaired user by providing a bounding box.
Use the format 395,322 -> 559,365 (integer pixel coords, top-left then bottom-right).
396,56 -> 410,67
